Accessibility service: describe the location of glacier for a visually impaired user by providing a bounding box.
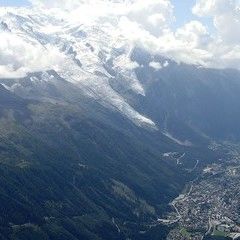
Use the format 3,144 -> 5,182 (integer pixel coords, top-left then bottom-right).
0,7 -> 157,130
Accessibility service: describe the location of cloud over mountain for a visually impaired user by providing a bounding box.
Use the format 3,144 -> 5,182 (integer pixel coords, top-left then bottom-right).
0,31 -> 65,78
0,0 -> 240,78
192,0 -> 240,68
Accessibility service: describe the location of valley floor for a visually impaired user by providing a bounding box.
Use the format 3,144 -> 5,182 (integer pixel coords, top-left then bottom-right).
159,142 -> 240,240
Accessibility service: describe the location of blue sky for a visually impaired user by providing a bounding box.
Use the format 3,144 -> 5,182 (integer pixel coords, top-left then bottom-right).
171,0 -> 213,31
0,0 -> 29,6
172,0 -> 197,27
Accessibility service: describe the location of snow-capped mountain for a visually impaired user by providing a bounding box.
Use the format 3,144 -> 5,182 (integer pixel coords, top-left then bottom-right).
1,6 -> 240,143
0,7 -> 158,129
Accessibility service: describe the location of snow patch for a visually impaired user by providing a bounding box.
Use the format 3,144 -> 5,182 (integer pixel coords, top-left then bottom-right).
149,61 -> 162,70
163,132 -> 192,146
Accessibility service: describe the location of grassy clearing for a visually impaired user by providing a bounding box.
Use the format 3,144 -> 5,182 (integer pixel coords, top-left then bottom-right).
180,228 -> 191,238
212,229 -> 228,237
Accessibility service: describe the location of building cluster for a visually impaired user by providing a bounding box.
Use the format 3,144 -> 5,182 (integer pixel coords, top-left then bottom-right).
162,143 -> 240,240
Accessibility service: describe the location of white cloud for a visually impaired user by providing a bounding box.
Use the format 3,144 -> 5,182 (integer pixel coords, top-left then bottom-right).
0,31 -> 66,78
29,0 -> 174,35
149,60 -> 168,71
163,60 -> 169,67
193,0 -> 240,44
191,0 -> 240,69
1,0 -> 240,79
30,0 -> 82,9
192,0 -> 235,16
149,61 -> 162,70
175,21 -> 210,48
126,0 -> 174,36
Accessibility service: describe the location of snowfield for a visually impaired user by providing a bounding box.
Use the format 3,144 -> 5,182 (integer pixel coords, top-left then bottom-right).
0,7 -> 157,129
